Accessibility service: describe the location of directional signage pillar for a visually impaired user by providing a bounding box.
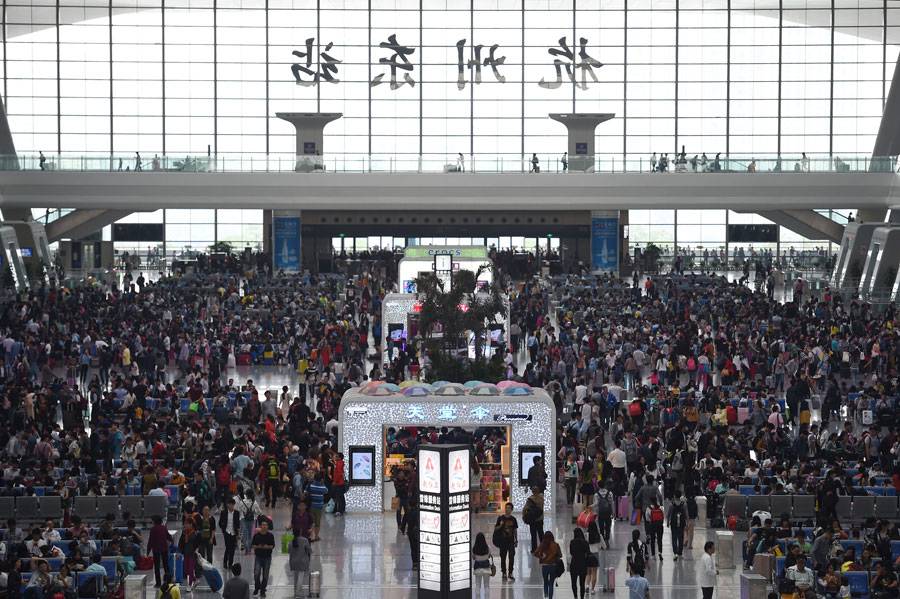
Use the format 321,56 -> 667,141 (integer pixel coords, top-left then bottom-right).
418,444 -> 471,599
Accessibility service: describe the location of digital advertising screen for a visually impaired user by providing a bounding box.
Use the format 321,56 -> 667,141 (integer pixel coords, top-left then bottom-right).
348,446 -> 376,486
519,446 -> 545,486
388,323 -> 405,342
19,248 -> 33,258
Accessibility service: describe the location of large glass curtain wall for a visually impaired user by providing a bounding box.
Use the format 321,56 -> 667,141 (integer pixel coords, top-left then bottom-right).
2,0 -> 894,164
629,209 -> 840,266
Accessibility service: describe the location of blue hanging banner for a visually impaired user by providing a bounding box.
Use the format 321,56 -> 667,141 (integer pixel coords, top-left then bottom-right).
273,216 -> 301,272
591,214 -> 618,273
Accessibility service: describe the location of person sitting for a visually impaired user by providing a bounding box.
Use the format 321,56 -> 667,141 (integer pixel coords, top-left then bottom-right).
819,561 -> 842,599
786,556 -> 816,599
871,561 -> 899,599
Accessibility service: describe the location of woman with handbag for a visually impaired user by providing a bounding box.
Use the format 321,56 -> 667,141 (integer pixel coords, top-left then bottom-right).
472,533 -> 494,598
533,531 -> 562,599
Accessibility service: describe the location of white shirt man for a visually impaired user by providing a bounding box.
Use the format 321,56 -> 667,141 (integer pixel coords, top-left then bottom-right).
609,447 -> 627,469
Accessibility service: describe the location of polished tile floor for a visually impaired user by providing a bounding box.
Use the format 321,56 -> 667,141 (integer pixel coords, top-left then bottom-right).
172,488 -> 743,599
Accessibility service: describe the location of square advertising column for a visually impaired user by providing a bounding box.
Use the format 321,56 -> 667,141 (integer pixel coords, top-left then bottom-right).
418,445 -> 471,599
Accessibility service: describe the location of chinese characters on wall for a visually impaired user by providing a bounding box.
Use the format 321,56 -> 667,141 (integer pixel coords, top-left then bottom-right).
290,35 -> 603,90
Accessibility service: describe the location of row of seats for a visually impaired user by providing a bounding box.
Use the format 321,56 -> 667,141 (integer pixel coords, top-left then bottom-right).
20,558 -> 119,581
19,570 -> 106,595
738,485 -> 896,495
0,495 -> 167,524
725,493 -> 900,523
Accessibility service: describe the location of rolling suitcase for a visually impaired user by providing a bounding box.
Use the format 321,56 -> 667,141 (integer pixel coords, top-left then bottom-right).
604,567 -> 615,592
309,571 -> 321,598
616,495 -> 630,521
202,567 -> 223,592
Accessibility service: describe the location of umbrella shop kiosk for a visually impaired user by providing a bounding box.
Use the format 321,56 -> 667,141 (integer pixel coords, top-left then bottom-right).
338,385 -> 555,515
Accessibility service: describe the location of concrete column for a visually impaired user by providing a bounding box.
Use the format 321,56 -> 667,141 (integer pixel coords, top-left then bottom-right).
275,112 -> 342,172
548,113 -> 615,172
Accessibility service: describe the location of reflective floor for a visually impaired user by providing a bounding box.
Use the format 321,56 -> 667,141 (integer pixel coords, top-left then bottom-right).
174,488 -> 743,599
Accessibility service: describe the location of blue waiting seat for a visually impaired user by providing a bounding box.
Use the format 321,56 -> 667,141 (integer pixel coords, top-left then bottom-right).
845,571 -> 870,599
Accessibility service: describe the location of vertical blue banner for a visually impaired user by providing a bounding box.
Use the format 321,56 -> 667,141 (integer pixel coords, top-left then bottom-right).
273,217 -> 301,272
591,215 -> 618,273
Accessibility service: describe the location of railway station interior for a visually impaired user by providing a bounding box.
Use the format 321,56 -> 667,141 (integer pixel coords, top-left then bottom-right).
2,0 -> 900,598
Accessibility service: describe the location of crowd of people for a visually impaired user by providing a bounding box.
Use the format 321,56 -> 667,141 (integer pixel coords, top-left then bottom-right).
0,254 -> 898,599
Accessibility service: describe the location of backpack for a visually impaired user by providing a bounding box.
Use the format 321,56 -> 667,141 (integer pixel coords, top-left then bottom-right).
650,507 -> 664,523
197,480 -> 212,503
160,585 -> 175,599
523,500 -> 542,525
217,466 -> 230,487
687,357 -> 696,371
671,452 -> 684,472
244,461 -> 259,481
630,541 -> 646,572
629,402 -> 641,417
670,504 -> 686,528
596,490 -> 612,516
632,476 -> 645,501
266,459 -> 279,480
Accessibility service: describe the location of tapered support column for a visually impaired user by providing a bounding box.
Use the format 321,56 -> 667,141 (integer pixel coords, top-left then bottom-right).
275,112 -> 342,172
548,113 -> 615,172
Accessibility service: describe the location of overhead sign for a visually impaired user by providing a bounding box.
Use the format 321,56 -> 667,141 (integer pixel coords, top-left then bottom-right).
404,247 -> 487,259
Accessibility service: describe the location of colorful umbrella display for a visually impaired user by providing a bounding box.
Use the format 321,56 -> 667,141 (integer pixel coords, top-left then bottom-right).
470,386 -> 500,396
434,385 -> 466,396
402,386 -> 431,397
361,386 -> 393,396
502,386 -> 534,396
378,383 -> 400,391
463,380 -> 484,388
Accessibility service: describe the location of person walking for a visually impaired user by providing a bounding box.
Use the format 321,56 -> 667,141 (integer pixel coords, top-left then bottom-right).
219,498 -> 241,571
561,152 -> 568,172
472,532 -> 493,599
569,528 -> 590,599
222,565 -> 249,599
626,563 -> 650,599
523,486 -> 545,552
288,533 -> 312,597
147,514 -> 173,588
402,496 -> 420,570
667,496 -> 688,561
699,542 -> 718,599
493,502 -> 518,582
533,531 -> 561,599
586,519 -> 604,594
177,518 -> 201,593
531,153 -> 540,173
593,479 -> 613,545
251,520 -> 275,597
645,500 -> 665,561
564,453 -> 579,507
196,505 -> 216,562
333,453 -> 346,516
527,456 -> 548,492
238,491 -> 261,554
